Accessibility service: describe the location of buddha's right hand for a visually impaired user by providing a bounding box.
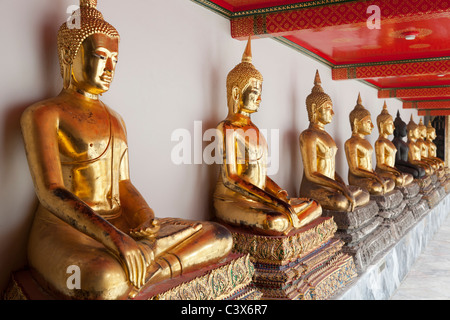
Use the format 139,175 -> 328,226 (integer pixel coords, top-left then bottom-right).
114,234 -> 148,289
341,187 -> 356,212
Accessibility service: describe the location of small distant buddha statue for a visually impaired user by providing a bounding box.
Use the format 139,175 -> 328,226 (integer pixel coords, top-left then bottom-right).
20,0 -> 232,300
213,38 -> 322,236
374,102 -> 414,187
406,116 -> 433,176
299,71 -> 370,212
425,121 -> 446,170
392,111 -> 425,178
417,119 -> 442,172
345,94 -> 395,195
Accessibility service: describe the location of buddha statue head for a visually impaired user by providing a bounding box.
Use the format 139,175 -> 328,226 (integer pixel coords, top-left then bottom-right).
349,94 -> 373,135
57,0 -> 120,95
393,110 -> 407,139
418,118 -> 427,140
226,37 -> 263,115
406,115 -> 420,141
305,70 -> 334,125
426,120 -> 437,141
376,101 -> 394,136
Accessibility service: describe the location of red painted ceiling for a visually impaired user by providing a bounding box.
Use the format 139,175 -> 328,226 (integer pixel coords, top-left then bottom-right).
196,0 -> 450,114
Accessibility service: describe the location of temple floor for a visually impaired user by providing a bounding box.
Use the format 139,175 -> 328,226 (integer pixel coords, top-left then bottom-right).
390,205 -> 450,300
333,193 -> 450,300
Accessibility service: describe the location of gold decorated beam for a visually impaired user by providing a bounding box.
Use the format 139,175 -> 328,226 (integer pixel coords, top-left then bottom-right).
403,100 -> 450,109
332,58 -> 450,80
418,109 -> 450,116
226,0 -> 450,39
378,87 -> 450,99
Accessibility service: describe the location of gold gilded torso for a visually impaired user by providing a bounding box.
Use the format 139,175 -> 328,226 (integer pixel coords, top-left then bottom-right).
309,128 -> 337,179
354,137 -> 374,171
376,138 -> 397,167
42,91 -> 128,218
216,119 -> 268,196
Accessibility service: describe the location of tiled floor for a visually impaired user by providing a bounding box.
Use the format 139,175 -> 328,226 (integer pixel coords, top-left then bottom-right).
390,212 -> 450,300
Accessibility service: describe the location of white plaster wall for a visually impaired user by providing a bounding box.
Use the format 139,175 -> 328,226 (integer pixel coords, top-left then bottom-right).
0,0 -> 418,292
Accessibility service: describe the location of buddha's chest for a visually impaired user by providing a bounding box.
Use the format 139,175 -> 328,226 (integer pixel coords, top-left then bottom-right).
57,108 -> 127,164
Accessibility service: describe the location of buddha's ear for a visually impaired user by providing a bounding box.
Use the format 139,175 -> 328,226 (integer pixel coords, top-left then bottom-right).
232,86 -> 240,101
231,86 -> 240,113
311,103 -> 317,122
353,118 -> 359,133
61,48 -> 72,89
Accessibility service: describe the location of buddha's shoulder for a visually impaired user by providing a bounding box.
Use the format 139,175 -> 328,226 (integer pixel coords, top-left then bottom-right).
21,97 -> 66,122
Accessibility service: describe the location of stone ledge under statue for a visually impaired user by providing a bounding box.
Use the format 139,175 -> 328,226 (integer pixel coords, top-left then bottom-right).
321,199 -> 394,272
2,253 -> 262,301
220,217 -> 358,300
334,193 -> 450,300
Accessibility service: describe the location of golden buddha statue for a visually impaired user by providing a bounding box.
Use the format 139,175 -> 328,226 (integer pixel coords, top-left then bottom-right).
418,119 -> 442,171
20,0 -> 232,300
213,38 -> 322,236
299,71 -> 370,212
375,102 -> 414,187
345,94 -> 395,195
406,116 -> 433,176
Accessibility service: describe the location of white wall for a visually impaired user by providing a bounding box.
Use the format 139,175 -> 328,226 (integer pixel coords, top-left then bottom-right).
0,0 -> 418,293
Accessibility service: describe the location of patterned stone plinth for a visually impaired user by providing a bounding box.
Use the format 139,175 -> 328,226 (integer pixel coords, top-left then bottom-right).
372,188 -> 415,241
322,200 -> 379,231
222,217 -> 357,300
3,253 -> 261,301
397,182 -> 420,200
342,224 -> 394,272
370,189 -> 404,212
324,199 -> 398,272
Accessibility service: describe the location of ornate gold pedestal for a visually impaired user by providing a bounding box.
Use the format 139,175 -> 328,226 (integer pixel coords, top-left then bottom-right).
222,217 -> 357,300
3,254 -> 261,301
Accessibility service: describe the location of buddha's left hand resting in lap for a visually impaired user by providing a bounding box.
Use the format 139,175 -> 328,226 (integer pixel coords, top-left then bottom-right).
20,0 -> 232,300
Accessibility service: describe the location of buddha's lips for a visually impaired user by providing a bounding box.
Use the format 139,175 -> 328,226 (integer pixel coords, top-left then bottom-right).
101,75 -> 112,83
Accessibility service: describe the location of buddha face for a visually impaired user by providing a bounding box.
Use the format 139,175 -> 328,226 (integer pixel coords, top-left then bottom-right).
356,115 -> 374,135
315,101 -> 334,125
427,129 -> 436,140
71,33 -> 119,95
381,118 -> 394,135
240,78 -> 262,114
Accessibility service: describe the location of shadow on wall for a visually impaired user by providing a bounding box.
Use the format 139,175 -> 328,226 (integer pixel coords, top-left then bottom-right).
0,3 -> 63,294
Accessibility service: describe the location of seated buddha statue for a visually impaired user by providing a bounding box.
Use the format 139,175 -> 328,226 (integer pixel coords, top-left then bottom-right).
299,71 -> 370,212
374,102 -> 414,187
392,111 -> 426,178
20,0 -> 232,300
344,94 -> 395,195
213,38 -> 322,236
418,119 -> 442,172
425,120 -> 446,170
406,116 -> 434,176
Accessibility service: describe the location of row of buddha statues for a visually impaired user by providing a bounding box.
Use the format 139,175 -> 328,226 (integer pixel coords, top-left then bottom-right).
15,0 -> 447,300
